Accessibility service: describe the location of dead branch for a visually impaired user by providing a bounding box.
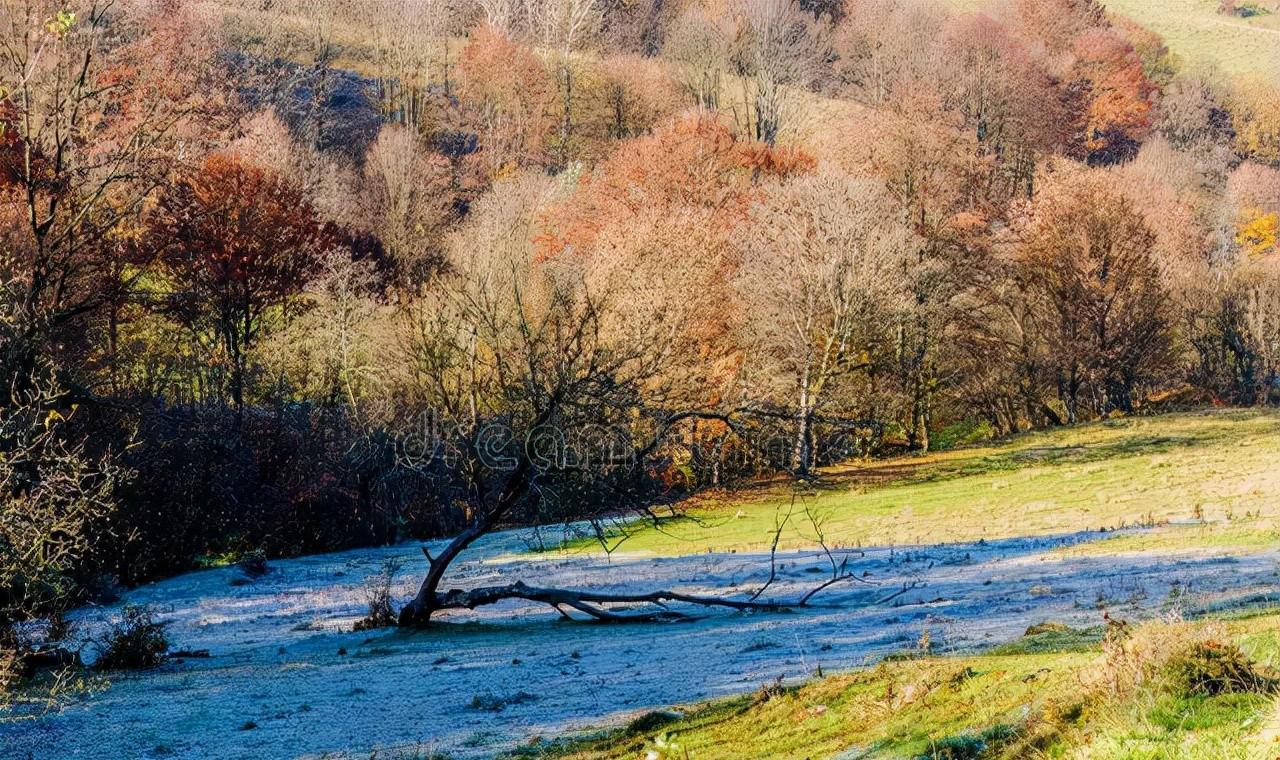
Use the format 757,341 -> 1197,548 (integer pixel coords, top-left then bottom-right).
421,575 -> 873,624
875,580 -> 926,606
749,494 -> 796,602
797,571 -> 861,606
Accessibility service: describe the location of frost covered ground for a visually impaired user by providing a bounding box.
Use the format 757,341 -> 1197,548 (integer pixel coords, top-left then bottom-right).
4,526 -> 1279,760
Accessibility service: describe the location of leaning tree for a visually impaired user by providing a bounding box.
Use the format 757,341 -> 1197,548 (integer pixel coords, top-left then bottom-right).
391,171 -> 871,626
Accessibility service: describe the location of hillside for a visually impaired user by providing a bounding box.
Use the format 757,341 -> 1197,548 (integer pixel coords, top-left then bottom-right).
4,1 -> 1280,758
524,612 -> 1280,760
940,0 -> 1280,79
1104,0 -> 1280,79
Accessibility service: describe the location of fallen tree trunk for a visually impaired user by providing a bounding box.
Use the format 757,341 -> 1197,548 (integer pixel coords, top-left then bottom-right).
412,575 -> 873,624
394,402 -> 894,627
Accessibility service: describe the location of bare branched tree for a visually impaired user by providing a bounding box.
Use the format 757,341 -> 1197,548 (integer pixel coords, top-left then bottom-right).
738,173 -> 916,475
367,0 -> 471,126
391,173 -> 860,625
522,0 -> 602,167
0,0 -> 231,401
663,3 -> 734,111
730,0 -> 830,146
0,373 -> 126,647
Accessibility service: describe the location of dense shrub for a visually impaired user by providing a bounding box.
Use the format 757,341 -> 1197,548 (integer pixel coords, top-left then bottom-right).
93,403 -> 459,587
93,605 -> 169,671
1,381 -> 126,630
1166,641 -> 1280,696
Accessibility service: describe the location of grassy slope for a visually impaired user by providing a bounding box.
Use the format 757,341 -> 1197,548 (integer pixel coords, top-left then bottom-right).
514,612 -> 1280,760
941,0 -> 1280,80
1103,0 -> 1280,80
561,410 -> 1280,557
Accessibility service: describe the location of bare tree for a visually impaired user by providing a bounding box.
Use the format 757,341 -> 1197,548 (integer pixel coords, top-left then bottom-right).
831,0 -> 947,106
1015,169 -> 1173,420
362,124 -> 455,271
738,172 -> 915,475
523,0 -> 602,167
1228,256 -> 1280,406
392,173 -> 851,625
264,247 -> 390,423
730,0 -> 830,146
367,0 -> 470,126
476,0 -> 521,33
0,373 -> 125,644
663,3 -> 734,110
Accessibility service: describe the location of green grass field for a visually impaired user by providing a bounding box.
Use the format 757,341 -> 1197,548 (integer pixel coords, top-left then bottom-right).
511,612 -> 1280,760
559,410 -> 1280,558
1104,0 -> 1280,80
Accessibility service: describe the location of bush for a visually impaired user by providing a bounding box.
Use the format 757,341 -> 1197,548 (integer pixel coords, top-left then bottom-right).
0,629 -> 21,699
93,605 -> 168,671
915,724 -> 1020,760
468,690 -> 537,712
353,558 -> 402,631
1166,640 -> 1280,696
931,420 -> 995,452
236,550 -> 269,579
626,709 -> 683,734
103,404 -> 458,587
0,380 -> 126,630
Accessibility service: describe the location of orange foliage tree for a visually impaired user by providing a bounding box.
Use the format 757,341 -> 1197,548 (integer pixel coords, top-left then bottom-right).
151,154 -> 337,409
1069,29 -> 1155,164
457,22 -> 556,177
537,113 -> 814,260
1014,169 -> 1171,420
536,113 -> 815,407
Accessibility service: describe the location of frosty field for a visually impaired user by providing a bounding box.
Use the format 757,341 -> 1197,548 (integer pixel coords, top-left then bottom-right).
6,413 -> 1280,759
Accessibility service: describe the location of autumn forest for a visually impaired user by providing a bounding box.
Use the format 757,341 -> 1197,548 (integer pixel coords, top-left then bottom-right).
4,0 -> 1280,756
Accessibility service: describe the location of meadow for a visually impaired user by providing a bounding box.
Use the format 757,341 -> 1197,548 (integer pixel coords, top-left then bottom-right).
937,0 -> 1280,79
558,410 -> 1280,557
524,410 -> 1280,760
1104,0 -> 1280,79
523,611 -> 1280,760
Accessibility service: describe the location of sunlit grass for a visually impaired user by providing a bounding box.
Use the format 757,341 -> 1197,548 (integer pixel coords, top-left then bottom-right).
513,613 -> 1280,760
554,410 -> 1280,557
1055,520 -> 1280,559
1102,0 -> 1280,80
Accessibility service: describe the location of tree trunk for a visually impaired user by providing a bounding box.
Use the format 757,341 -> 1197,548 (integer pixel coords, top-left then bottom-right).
398,455 -> 533,626
792,363 -> 813,475
1058,368 -> 1080,425
558,62 -> 573,169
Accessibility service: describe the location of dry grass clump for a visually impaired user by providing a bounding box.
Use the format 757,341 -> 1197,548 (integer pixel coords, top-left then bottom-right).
1086,613 -> 1222,698
1166,640 -> 1280,696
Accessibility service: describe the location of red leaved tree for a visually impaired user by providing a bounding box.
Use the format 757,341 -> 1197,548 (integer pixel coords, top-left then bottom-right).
151,154 -> 336,410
